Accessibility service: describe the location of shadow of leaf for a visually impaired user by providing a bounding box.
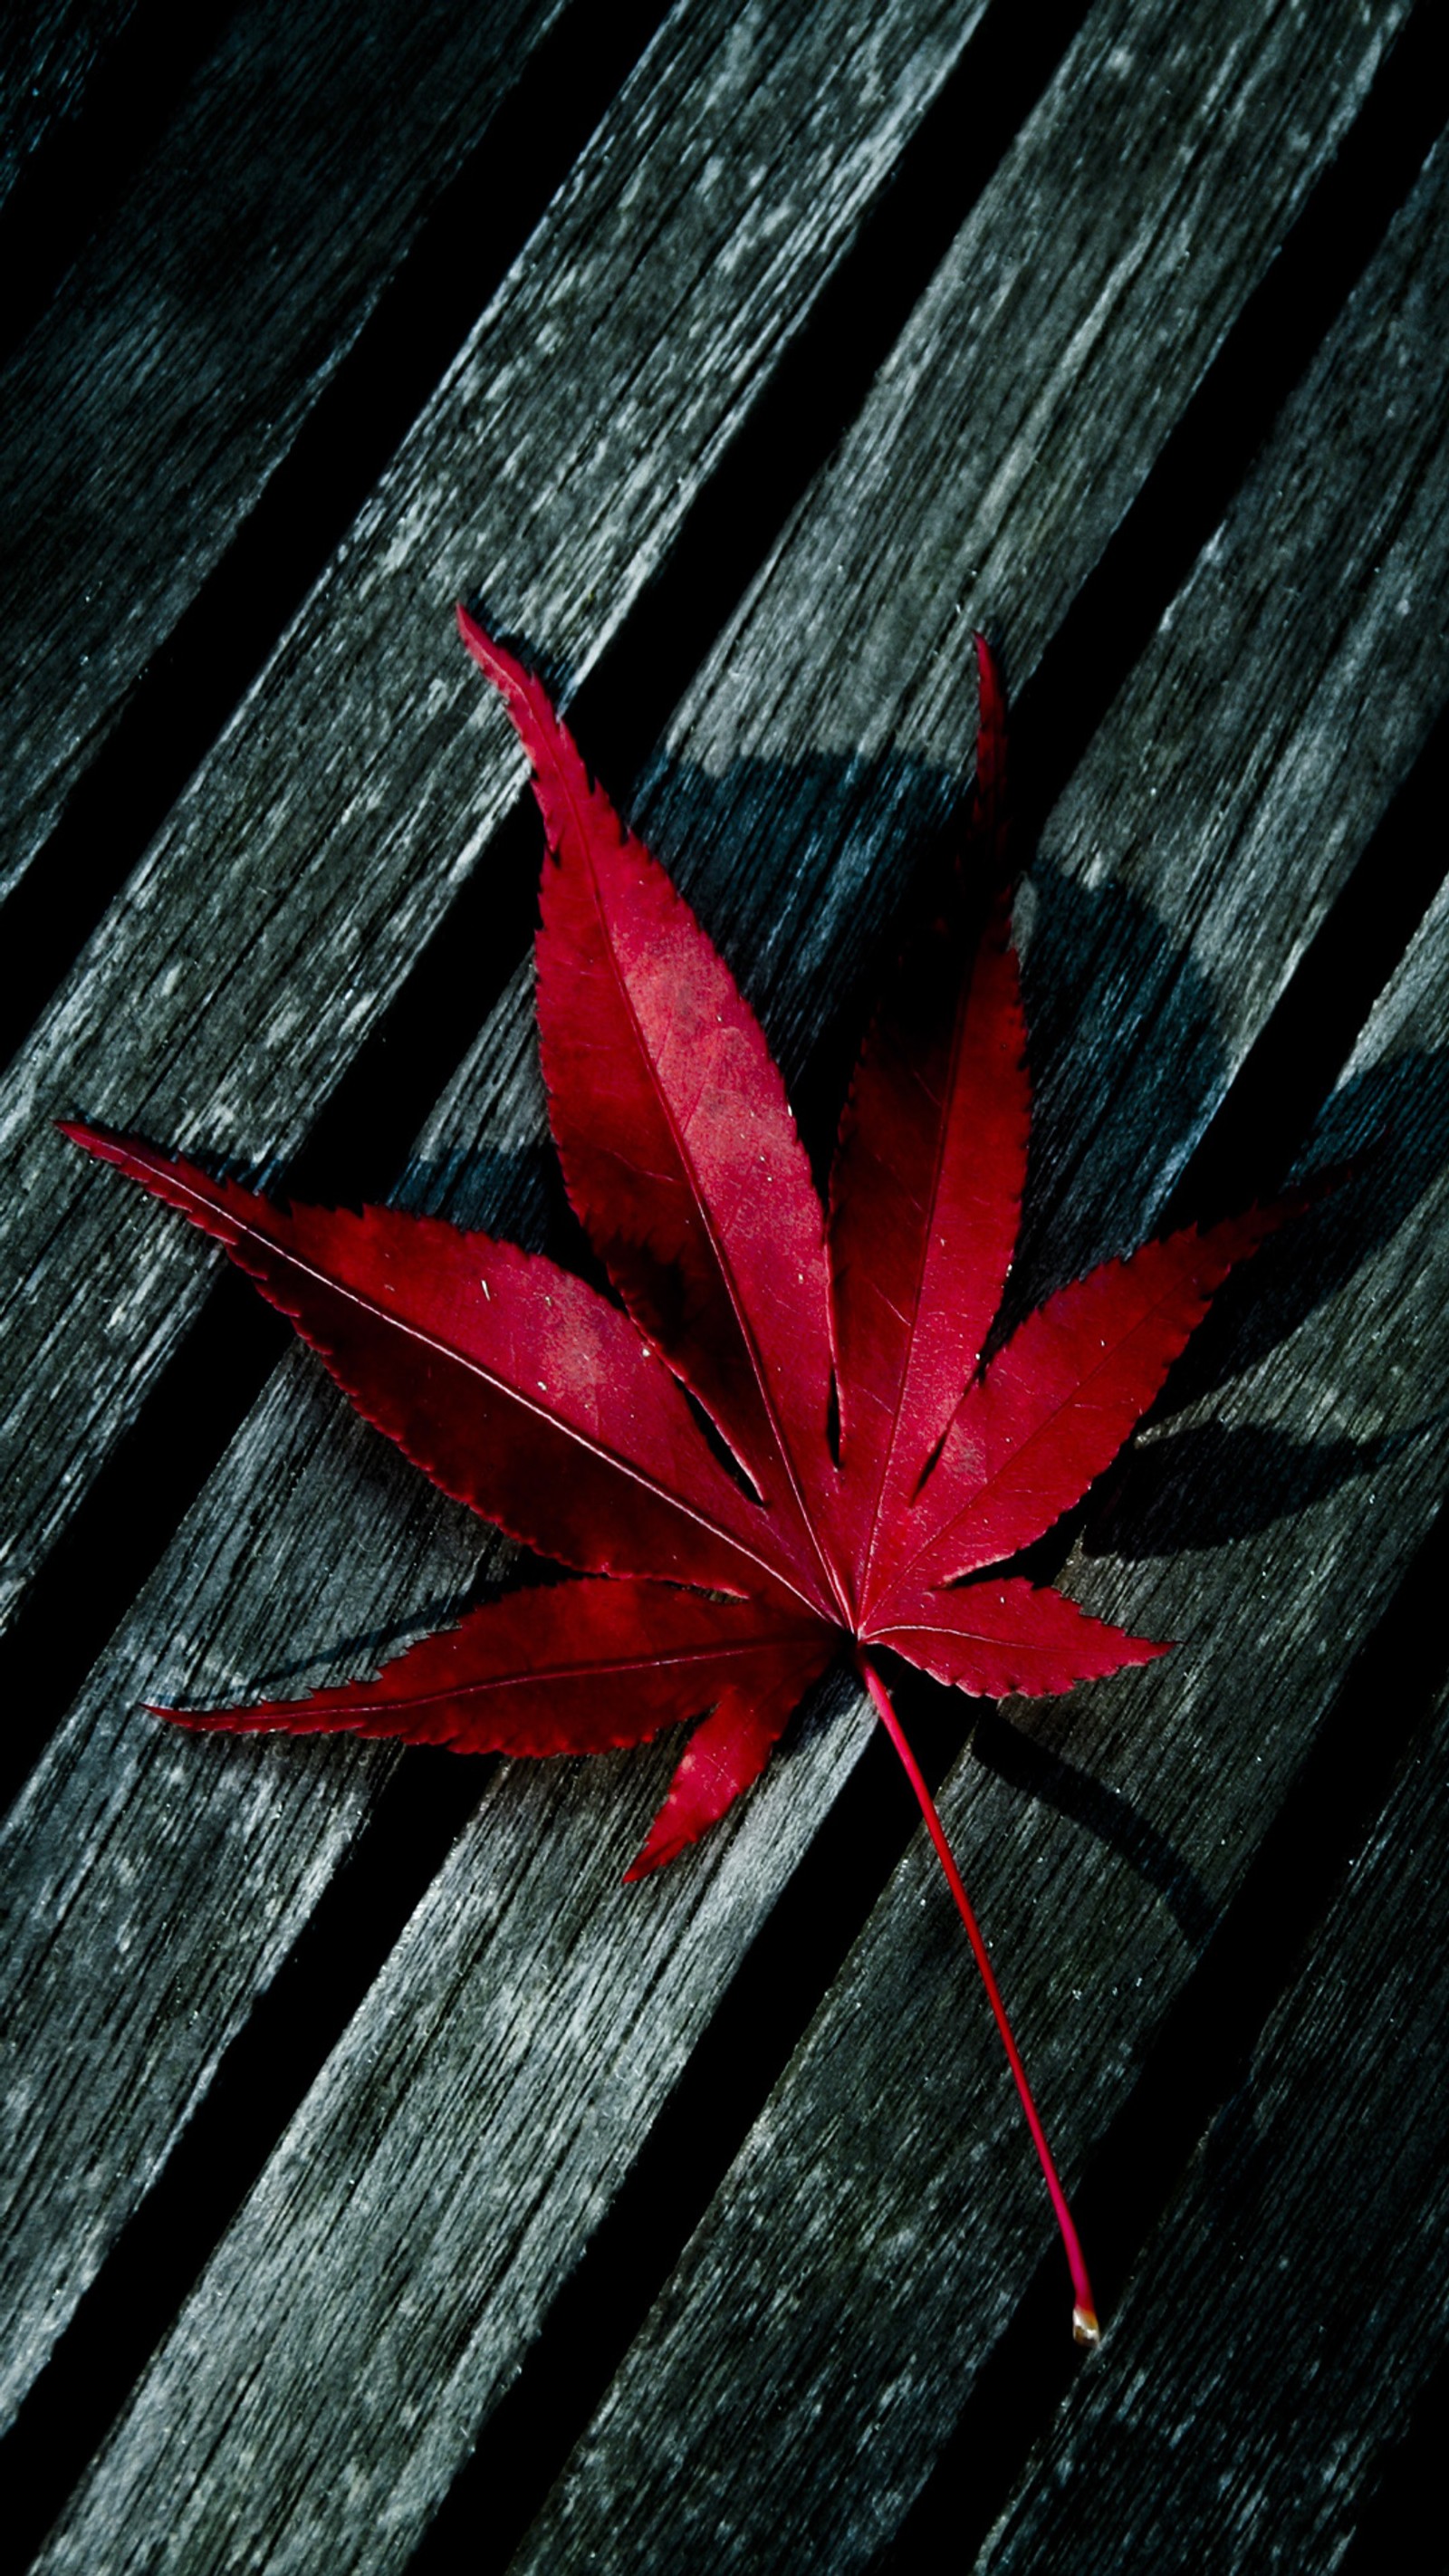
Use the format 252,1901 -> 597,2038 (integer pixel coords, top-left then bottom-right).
1082,1413 -> 1448,1561
120,733 -> 1446,1898
1003,849 -> 1227,1317
970,1705 -> 1218,1953
383,748 -> 1238,1289
1158,1049 -> 1449,1410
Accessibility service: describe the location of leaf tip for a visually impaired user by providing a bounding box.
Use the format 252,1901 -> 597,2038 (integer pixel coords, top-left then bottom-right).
145,1698 -> 248,1736
455,599 -> 493,668
57,1117 -> 106,1155
621,1827 -> 680,1883
456,602 -> 529,704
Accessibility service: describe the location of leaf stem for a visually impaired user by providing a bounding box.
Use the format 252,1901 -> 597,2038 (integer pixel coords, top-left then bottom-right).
855,1650 -> 1099,2348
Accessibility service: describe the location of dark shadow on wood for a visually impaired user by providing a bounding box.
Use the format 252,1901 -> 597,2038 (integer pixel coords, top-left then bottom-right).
0,0 -> 243,368
970,1708 -> 1217,1952
1339,2329 -> 1449,2571
1002,849 -> 1228,1309
1085,1407 -> 1449,1559
6,17 -> 1447,2552
1166,694 -> 1449,1234
1166,1051 -> 1449,1408
0,0 -> 676,1083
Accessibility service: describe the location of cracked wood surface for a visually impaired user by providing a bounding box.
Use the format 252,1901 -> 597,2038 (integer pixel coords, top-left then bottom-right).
0,0 -> 1000,1639
979,1573 -> 1449,2565
14,41 -> 1449,2575
0,0 -> 139,211
4,4 -> 1446,2570
513,326 -> 1449,2576
0,0 -> 569,899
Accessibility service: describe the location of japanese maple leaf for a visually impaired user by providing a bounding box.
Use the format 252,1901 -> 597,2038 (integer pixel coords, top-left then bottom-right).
62,610 -> 1277,2341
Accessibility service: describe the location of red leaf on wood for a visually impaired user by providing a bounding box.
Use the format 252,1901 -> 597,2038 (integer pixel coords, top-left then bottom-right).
830,881 -> 1029,1606
459,616 -> 840,1608
57,1125 -> 814,1611
865,1572 -> 1166,1701
870,1206 -> 1287,1606
62,616 -> 1286,2341
153,1574 -> 830,1766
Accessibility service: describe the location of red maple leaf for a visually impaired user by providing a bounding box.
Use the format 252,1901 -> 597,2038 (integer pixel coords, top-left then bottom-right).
62,610 -> 1278,2341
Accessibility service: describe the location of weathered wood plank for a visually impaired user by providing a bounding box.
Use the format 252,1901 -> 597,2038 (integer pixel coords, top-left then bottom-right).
0,0 -> 999,1644
515,847 -> 1449,2539
26,74 -> 1449,2576
0,0 -> 139,211
0,0 -> 571,903
975,1656 -> 1449,2566
0,0 -> 1003,2423
510,239 -> 1449,2576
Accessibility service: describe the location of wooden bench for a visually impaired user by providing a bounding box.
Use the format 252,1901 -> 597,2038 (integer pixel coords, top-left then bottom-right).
3,0 -> 1447,2563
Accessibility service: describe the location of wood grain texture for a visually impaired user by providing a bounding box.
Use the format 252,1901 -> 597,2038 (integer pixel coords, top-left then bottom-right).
25,59 -> 1448,2576
0,0 -> 997,2428
0,0 -> 569,901
0,0 -> 994,1646
0,0 -> 139,209
513,191 -> 1449,2572
976,1647 -> 1449,2565
517,818 -> 1449,2552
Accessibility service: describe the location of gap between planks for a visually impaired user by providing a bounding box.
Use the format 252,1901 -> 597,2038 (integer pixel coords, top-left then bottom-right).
511,570 -> 1449,2576
2,0 -> 1013,2446
0,0 -> 1107,1801
0,0 -> 1004,1641
0,0 -> 683,1052
0,0 -> 1431,2473
965,1314 -> 1449,2566
14,30 -> 1449,2565
4,0 -> 1435,1810
0,0 -> 586,897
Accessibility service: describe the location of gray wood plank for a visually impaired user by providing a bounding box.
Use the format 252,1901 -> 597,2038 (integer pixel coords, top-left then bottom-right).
27,78 -> 1449,2576
516,821 -> 1449,2544
0,0 -> 998,1645
0,0 -> 570,903
511,224 -> 1449,2576
0,1 -> 139,211
974,1640 -> 1449,2565
0,0 -> 1001,2427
